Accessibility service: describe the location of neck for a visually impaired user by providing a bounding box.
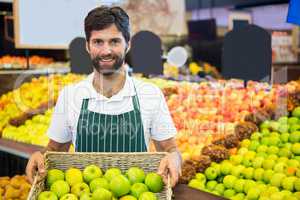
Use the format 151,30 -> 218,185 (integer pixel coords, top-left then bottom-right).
92,66 -> 126,98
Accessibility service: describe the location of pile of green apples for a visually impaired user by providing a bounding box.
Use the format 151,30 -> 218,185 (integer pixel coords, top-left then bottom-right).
188,107 -> 300,200
38,165 -> 164,200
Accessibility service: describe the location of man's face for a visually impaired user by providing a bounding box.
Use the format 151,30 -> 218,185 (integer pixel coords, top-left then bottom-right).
86,24 -> 128,76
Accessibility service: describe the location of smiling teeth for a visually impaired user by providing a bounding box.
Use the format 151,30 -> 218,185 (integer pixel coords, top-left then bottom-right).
101,59 -> 113,62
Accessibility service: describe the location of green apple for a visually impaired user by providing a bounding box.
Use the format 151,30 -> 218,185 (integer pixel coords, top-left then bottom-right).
270,192 -> 285,200
260,121 -> 270,130
242,157 -> 252,168
256,152 -> 268,158
231,193 -> 245,200
231,165 -> 245,178
279,124 -> 289,134
206,180 -> 217,191
92,188 -> 112,200
138,192 -> 157,200
270,121 -> 280,131
71,182 -> 90,197
267,154 -> 279,161
188,179 -> 205,190
251,132 -> 262,141
274,162 -> 288,173
233,179 -> 245,193
130,183 -> 149,198
220,161 -> 232,175
230,155 -> 243,165
288,159 -> 300,167
294,156 -> 300,163
83,165 -> 102,183
104,168 -> 121,182
261,137 -> 270,146
246,188 -> 260,200
241,139 -> 251,148
292,143 -> 300,155
256,145 -> 268,153
119,195 -> 137,200
278,116 -> 288,124
292,107 -> 300,118
80,193 -> 93,200
188,179 -> 204,190
204,167 -> 218,180
46,169 -> 64,188
38,191 -> 58,200
249,140 -> 260,151
278,157 -> 289,163
270,173 -> 286,187
280,133 -> 290,143
289,131 -> 300,143
294,178 -> 300,191
238,147 -> 248,156
278,148 -> 292,158
126,167 -> 145,184
144,173 -> 163,193
195,173 -> 206,183
89,178 -> 109,192
282,177 -> 296,191
50,180 -> 70,198
110,175 -> 131,197
214,183 -> 225,195
242,167 -> 254,179
263,169 -> 274,183
211,163 -> 221,175
223,189 -> 236,198
252,157 -> 264,169
243,180 -> 256,194
261,128 -> 270,136
66,168 -> 83,187
60,194 -> 78,200
288,117 -> 299,125
290,124 -> 300,132
223,175 -> 237,189
269,137 -> 281,146
262,159 -> 276,170
267,146 -> 279,155
296,169 -> 300,178
253,168 -> 265,181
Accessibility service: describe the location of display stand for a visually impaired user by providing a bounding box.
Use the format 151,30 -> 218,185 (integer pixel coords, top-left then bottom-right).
0,138 -> 42,176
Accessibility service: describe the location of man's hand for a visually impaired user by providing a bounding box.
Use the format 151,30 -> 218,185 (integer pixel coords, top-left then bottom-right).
25,139 -> 71,183
158,151 -> 182,188
26,151 -> 46,184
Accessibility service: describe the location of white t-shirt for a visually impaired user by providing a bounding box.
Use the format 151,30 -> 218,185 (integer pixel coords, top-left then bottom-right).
47,73 -> 177,150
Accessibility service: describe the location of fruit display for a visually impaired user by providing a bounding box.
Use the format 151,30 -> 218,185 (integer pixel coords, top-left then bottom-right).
2,109 -> 53,146
0,73 -> 84,136
0,175 -> 31,200
186,106 -> 300,200
0,55 -> 68,69
38,165 -> 163,200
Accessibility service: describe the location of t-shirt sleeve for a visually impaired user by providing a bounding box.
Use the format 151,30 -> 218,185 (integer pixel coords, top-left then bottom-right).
47,87 -> 72,143
150,88 -> 177,141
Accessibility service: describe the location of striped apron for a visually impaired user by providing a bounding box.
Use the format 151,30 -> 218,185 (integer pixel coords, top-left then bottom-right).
75,86 -> 147,152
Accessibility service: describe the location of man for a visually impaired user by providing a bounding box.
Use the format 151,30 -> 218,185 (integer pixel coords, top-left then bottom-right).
26,6 -> 181,187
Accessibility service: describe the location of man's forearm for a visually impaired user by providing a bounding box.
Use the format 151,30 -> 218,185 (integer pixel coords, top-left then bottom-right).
40,140 -> 71,154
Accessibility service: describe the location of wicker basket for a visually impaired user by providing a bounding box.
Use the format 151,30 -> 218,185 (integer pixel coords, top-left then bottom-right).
27,151 -> 172,200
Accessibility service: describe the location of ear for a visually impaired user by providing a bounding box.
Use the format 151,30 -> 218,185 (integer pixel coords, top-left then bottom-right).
86,41 -> 90,53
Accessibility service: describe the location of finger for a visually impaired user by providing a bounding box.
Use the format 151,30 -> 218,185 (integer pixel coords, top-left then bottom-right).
169,165 -> 179,187
157,158 -> 168,175
26,161 -> 35,184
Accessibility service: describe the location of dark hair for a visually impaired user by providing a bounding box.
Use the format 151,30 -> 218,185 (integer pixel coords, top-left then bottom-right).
84,6 -> 130,43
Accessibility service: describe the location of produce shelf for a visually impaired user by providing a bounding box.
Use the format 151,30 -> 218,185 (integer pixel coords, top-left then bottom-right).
0,138 -> 43,159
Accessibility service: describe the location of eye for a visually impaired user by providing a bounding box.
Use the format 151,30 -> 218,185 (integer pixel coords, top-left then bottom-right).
110,39 -> 120,45
93,39 -> 103,45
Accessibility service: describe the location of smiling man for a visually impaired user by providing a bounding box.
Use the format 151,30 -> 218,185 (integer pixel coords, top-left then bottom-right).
26,6 -> 182,187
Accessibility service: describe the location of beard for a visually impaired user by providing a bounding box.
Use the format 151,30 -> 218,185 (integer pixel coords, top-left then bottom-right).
91,52 -> 124,76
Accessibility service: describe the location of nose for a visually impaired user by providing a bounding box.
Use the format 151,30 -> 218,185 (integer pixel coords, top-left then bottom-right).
99,43 -> 112,55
